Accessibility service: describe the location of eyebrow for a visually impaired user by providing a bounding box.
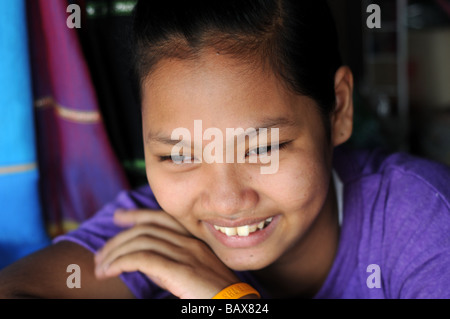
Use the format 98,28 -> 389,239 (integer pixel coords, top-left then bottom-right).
145,116 -> 297,146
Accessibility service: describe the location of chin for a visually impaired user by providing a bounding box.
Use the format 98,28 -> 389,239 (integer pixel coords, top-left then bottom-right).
216,248 -> 279,272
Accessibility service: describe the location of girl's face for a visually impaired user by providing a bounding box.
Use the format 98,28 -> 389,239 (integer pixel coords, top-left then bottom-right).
142,51 -> 336,271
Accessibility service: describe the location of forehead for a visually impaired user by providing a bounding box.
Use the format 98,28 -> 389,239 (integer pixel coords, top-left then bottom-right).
140,51 -> 307,132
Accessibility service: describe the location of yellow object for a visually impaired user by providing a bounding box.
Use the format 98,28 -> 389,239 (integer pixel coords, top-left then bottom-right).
212,283 -> 261,299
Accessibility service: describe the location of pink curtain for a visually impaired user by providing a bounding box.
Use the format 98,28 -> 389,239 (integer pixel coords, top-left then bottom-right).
27,0 -> 130,238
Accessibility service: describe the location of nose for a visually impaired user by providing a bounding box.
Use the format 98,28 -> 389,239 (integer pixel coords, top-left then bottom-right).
200,164 -> 259,218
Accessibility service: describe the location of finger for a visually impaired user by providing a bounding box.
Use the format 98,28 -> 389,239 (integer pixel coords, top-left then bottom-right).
101,249 -> 238,299
95,225 -> 189,264
113,209 -> 190,235
95,234 -> 185,279
98,250 -> 180,292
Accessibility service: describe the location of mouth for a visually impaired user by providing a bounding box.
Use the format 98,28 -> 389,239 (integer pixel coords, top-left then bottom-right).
204,215 -> 279,248
213,217 -> 273,237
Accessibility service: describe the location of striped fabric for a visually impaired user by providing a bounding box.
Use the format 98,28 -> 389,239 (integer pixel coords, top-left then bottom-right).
0,0 -> 50,269
27,0 -> 130,238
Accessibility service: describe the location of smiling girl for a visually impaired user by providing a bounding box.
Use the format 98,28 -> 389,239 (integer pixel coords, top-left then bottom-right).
0,0 -> 449,299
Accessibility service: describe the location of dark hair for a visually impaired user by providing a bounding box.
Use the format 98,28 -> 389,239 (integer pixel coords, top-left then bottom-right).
132,0 -> 342,130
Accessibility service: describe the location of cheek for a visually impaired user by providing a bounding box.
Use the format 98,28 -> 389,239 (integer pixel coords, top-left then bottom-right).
258,150 -> 330,214
146,167 -> 195,218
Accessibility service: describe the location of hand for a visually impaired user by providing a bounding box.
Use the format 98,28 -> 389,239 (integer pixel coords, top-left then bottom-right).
94,209 -> 240,299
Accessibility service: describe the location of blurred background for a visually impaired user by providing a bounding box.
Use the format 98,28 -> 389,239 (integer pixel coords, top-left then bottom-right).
0,0 -> 449,269
330,0 -> 450,163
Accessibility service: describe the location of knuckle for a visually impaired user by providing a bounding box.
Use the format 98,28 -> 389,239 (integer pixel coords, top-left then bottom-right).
135,250 -> 153,259
133,234 -> 153,246
132,224 -> 152,232
187,238 -> 208,253
179,262 -> 197,276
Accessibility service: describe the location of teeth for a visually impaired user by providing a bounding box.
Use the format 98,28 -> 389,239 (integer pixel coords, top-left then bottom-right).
214,217 -> 274,237
237,225 -> 249,236
225,227 -> 237,236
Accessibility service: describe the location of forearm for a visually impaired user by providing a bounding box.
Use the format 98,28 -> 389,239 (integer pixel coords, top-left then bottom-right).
0,241 -> 134,299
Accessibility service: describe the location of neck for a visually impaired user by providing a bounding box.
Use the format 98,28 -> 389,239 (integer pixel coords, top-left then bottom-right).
253,179 -> 340,298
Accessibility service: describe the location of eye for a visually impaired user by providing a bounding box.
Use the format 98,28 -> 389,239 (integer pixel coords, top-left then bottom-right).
159,154 -> 195,165
246,142 -> 290,157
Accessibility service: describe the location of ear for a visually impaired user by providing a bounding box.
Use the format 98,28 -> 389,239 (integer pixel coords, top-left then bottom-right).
331,66 -> 354,147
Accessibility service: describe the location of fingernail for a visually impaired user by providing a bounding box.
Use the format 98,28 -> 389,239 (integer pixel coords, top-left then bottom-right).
95,262 -> 109,277
102,262 -> 110,275
113,211 -> 135,227
95,264 -> 103,277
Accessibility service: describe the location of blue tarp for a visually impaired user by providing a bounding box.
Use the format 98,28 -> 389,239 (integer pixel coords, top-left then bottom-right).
0,0 -> 50,269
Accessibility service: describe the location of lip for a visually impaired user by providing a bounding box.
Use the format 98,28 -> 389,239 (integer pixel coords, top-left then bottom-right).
203,215 -> 280,248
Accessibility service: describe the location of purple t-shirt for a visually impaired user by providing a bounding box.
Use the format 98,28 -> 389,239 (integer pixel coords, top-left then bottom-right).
54,147 -> 450,298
